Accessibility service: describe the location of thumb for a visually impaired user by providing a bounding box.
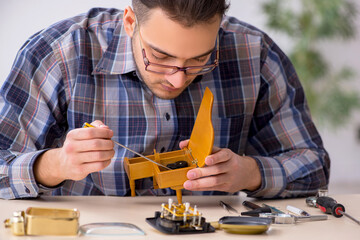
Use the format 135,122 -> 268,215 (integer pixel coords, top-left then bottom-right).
179,139 -> 190,149
211,145 -> 221,154
91,120 -> 109,128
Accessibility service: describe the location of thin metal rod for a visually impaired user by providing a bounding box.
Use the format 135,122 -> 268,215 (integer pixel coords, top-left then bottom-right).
83,123 -> 171,170
112,140 -> 171,170
340,211 -> 360,225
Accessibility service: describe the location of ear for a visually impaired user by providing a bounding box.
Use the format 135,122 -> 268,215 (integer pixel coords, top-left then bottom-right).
123,6 -> 136,38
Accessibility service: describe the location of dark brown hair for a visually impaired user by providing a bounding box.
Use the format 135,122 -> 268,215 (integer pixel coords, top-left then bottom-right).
132,0 -> 230,27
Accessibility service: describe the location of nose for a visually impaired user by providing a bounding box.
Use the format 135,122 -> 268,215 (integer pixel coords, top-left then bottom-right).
164,71 -> 188,89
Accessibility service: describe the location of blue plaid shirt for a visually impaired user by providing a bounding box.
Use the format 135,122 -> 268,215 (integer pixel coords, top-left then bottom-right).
0,8 -> 330,199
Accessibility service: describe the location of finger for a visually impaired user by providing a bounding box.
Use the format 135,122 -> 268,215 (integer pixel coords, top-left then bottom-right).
183,184 -> 228,192
179,139 -> 189,149
187,161 -> 230,180
183,174 -> 229,191
74,139 -> 115,152
62,138 -> 114,156
69,159 -> 112,180
77,149 -> 115,163
211,145 -> 221,154
83,159 -> 112,172
63,149 -> 115,168
67,127 -> 113,141
205,148 -> 232,166
91,120 -> 110,129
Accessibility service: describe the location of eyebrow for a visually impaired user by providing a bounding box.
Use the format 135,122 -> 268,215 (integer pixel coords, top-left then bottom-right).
148,43 -> 215,60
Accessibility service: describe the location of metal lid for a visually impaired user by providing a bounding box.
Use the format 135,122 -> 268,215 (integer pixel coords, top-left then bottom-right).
188,87 -> 214,168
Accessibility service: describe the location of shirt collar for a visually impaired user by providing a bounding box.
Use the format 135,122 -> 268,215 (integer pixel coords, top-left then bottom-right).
93,23 -> 137,75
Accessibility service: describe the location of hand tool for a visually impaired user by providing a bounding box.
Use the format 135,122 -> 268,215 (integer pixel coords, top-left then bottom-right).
242,201 -> 261,210
259,213 -> 328,224
305,189 -> 328,207
286,205 -> 310,216
219,201 -> 240,215
306,196 -> 318,207
262,204 -> 285,214
316,196 -> 360,225
83,122 -> 171,170
241,201 -> 271,216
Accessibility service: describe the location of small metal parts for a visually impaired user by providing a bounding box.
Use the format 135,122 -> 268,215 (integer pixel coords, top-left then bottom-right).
306,196 -> 318,207
218,200 -> 327,227
259,213 -> 328,224
146,198 -> 215,234
286,205 -> 311,216
259,202 -> 327,224
4,211 -> 25,236
306,188 -> 329,207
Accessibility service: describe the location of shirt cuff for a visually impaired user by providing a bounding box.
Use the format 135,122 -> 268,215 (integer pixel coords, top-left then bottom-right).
8,149 -> 60,198
243,155 -> 287,198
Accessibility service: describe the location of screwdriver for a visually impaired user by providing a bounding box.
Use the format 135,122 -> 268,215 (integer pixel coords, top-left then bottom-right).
241,201 -> 272,216
316,196 -> 360,225
82,122 -> 171,170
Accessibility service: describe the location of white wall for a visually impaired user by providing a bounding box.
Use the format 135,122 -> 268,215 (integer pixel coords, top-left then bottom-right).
1,0 -> 359,194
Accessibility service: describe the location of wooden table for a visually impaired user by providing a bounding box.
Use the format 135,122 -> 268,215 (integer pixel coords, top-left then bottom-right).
1,193 -> 359,239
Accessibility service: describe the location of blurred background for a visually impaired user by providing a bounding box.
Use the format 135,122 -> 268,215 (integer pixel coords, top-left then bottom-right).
0,0 -> 359,194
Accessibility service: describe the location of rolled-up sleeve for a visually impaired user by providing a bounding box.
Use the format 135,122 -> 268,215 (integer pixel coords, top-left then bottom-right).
244,35 -> 330,198
0,31 -> 68,199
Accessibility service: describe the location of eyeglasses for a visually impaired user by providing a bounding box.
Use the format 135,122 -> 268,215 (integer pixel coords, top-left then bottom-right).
138,27 -> 219,76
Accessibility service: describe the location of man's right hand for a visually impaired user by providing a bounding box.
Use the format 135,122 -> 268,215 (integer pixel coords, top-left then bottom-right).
34,120 -> 115,187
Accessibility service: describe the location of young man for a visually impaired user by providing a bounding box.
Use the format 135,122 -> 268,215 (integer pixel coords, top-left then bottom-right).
0,0 -> 330,199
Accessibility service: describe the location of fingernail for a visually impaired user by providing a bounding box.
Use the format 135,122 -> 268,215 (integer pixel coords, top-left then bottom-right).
206,157 -> 213,165
184,181 -> 192,189
188,171 -> 196,179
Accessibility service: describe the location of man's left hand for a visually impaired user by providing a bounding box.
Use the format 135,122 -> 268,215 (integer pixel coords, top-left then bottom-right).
180,140 -> 261,193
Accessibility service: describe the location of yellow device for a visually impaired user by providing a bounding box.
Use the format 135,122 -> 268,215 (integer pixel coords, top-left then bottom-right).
124,87 -> 214,204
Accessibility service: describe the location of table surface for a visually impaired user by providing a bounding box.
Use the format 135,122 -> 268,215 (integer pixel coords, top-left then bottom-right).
1,193 -> 360,240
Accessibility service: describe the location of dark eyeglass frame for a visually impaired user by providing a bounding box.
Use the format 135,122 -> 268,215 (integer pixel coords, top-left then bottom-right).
138,26 -> 219,76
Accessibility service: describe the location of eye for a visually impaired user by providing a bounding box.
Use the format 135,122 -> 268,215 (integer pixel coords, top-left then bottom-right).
151,50 -> 168,61
194,57 -> 207,63
152,53 -> 166,60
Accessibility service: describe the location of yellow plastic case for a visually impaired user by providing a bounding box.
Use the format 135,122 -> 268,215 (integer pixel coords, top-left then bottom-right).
124,87 -> 214,204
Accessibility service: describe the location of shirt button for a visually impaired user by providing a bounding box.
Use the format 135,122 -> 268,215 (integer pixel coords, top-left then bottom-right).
25,186 -> 30,194
160,147 -> 166,153
165,113 -> 171,121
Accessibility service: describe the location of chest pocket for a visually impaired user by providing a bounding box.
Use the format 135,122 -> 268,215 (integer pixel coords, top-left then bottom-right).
212,108 -> 249,155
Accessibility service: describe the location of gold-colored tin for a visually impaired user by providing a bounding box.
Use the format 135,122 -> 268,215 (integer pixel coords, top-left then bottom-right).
5,207 -> 79,236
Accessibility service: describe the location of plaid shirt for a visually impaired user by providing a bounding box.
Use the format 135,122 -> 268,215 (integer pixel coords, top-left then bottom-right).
0,8 -> 330,200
